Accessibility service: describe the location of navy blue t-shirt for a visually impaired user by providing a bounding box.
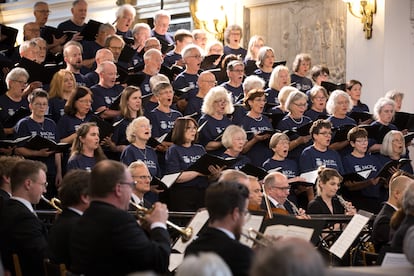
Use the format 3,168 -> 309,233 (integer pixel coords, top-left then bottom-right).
0,94 -> 29,126
120,144 -> 160,177
173,72 -> 199,100
148,108 -> 182,138
48,97 -> 67,123
290,74 -> 313,92
221,82 -> 243,103
223,45 -> 247,60
67,154 -> 96,172
90,84 -> 124,111
300,145 -> 344,174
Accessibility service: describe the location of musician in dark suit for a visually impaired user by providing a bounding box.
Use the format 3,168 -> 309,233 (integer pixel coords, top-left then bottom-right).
70,160 -> 170,275
185,181 -> 253,276
127,160 -> 153,209
390,181 -> 414,251
0,160 -> 48,276
372,174 -> 413,252
262,172 -> 309,219
0,156 -> 22,202
47,169 -> 90,268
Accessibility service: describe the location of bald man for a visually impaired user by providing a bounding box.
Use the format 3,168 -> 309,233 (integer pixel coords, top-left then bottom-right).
372,175 -> 414,251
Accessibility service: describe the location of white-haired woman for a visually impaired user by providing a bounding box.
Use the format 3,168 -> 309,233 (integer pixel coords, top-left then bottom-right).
198,86 -> 234,154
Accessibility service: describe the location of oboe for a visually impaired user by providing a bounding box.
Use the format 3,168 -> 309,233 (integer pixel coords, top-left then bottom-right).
337,195 -> 352,213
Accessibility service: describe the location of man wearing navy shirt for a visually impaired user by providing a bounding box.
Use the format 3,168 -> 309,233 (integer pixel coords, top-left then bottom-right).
90,61 -> 123,120
57,0 -> 88,42
63,42 -> 90,87
151,10 -> 174,55
221,60 -> 244,103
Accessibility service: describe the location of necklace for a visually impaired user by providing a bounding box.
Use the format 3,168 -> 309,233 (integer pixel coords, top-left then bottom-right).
290,116 -> 303,124
137,146 -> 147,159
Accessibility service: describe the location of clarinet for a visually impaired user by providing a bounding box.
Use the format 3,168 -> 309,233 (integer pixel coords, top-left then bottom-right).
336,195 -> 351,213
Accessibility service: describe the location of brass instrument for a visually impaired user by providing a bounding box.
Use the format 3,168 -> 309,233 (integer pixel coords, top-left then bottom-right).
41,195 -> 62,213
129,201 -> 193,242
241,227 -> 276,247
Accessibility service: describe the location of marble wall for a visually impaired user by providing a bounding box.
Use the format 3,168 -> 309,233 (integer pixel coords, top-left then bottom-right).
244,0 -> 347,83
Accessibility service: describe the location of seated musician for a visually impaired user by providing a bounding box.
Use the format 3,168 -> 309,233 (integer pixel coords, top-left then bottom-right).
307,167 -> 356,215
372,173 -> 414,252
47,169 -> 90,268
127,160 -> 152,209
185,181 -> 253,276
262,172 -> 309,219
69,160 -> 170,275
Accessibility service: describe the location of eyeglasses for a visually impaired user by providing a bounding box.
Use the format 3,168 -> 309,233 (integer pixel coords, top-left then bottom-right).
188,55 -> 202,59
318,132 -> 332,136
77,99 -> 93,104
272,185 -> 291,191
35,10 -> 50,14
132,175 -> 153,181
231,69 -> 244,73
13,79 -> 28,86
314,96 -> 327,100
33,103 -> 49,107
292,103 -> 308,108
34,180 -> 48,188
119,181 -> 137,187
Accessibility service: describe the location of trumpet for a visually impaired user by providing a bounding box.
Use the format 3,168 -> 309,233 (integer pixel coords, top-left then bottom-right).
241,228 -> 275,247
129,201 -> 193,242
41,195 -> 63,213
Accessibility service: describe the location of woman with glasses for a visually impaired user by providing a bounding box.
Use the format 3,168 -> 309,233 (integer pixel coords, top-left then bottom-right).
253,46 -> 276,88
198,86 -> 234,155
15,89 -> 62,197
67,122 -> 106,172
326,90 -> 356,152
304,85 -> 329,121
368,97 -> 398,153
308,167 -> 356,215
0,68 -> 30,137
276,90 -> 313,161
57,86 -> 93,145
239,89 -> 273,167
378,130 -> 413,176
165,117 -> 219,211
342,127 -> 384,213
220,125 -> 250,170
221,60 -> 245,104
48,69 -> 77,123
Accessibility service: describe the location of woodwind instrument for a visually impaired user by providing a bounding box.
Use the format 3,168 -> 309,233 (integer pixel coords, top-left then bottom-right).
336,195 -> 352,213
285,198 -> 300,215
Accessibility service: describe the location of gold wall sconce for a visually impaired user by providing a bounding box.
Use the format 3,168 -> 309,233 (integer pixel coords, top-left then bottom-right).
343,0 -> 377,39
190,0 -> 228,44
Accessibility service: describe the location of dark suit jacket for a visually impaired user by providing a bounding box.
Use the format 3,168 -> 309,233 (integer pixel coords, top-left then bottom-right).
47,208 -> 81,267
391,214 -> 414,251
185,227 -> 253,276
372,203 -> 396,251
69,201 -> 171,275
0,199 -> 48,276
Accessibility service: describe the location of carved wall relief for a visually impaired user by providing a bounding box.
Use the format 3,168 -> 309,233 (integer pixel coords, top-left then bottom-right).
244,0 -> 347,83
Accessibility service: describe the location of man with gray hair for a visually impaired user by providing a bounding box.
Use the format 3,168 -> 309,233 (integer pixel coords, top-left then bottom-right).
151,10 -> 174,54
391,184 -> 414,251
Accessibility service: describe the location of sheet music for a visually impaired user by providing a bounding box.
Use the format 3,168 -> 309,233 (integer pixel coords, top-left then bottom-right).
382,253 -> 411,267
299,169 -> 318,183
169,253 -> 184,272
240,214 -> 264,247
161,173 -> 181,188
172,209 -> 209,253
329,211 -> 371,259
264,224 -> 314,241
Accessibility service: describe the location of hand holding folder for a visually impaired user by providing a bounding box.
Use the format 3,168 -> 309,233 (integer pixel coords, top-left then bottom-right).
186,154 -> 237,175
